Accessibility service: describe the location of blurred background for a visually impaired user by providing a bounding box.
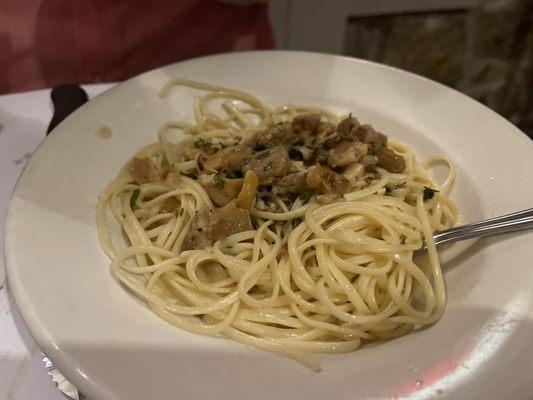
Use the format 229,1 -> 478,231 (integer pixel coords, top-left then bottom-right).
1,0 -> 531,136
270,0 -> 533,137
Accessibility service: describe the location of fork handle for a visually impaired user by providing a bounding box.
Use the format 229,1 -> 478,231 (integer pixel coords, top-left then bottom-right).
433,209 -> 533,247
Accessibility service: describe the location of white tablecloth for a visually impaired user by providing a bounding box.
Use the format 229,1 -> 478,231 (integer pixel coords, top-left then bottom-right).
0,84 -> 114,399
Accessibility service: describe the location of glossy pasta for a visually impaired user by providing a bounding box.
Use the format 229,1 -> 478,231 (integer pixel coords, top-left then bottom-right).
96,79 -> 461,371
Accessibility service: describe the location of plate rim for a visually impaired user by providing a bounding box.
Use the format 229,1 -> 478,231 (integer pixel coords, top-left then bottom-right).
5,50 -> 533,400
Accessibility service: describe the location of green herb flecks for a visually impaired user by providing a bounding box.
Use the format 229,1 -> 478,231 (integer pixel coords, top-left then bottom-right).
226,170 -> 243,179
280,231 -> 285,240
423,186 -> 439,201
179,208 -> 185,217
130,189 -> 140,208
214,174 -> 225,189
347,112 -> 356,132
263,162 -> 273,172
194,138 -> 212,150
298,190 -> 313,204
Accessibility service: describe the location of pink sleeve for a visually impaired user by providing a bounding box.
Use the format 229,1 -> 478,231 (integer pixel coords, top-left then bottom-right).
0,0 -> 274,94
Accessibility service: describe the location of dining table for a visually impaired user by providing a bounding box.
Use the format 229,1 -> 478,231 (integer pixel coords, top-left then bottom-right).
0,83 -> 114,400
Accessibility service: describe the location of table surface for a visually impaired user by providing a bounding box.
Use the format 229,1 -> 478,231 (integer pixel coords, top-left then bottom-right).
0,84 -> 113,400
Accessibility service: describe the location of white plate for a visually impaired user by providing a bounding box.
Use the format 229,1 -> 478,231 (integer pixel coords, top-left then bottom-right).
6,51 -> 533,400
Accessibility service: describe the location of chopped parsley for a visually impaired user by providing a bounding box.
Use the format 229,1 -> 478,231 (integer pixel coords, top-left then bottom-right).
263,162 -> 273,172
130,189 -> 140,208
280,231 -> 285,239
226,169 -> 243,179
179,207 -> 184,217
347,112 -> 356,132
298,190 -> 313,204
214,174 -> 225,189
423,186 -> 439,201
194,138 -> 212,150
182,172 -> 198,180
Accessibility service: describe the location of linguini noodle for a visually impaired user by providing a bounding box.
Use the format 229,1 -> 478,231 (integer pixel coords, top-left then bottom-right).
96,79 -> 461,371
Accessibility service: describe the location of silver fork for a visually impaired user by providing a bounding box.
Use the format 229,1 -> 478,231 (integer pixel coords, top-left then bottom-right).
418,208 -> 533,253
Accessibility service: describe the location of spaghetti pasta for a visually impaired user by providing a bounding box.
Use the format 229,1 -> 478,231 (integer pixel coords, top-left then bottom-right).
96,79 -> 460,370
